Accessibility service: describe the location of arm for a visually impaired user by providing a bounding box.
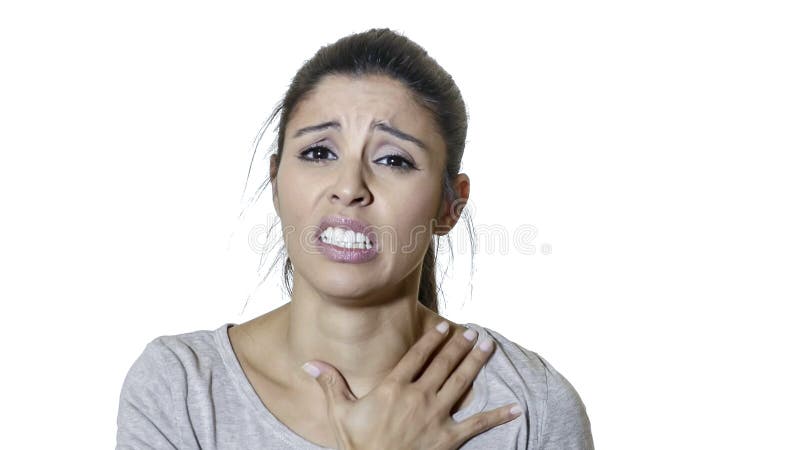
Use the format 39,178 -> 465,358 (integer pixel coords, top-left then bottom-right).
116,340 -> 182,450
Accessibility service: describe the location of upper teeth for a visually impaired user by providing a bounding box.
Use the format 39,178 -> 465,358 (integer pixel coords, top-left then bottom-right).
320,227 -> 373,249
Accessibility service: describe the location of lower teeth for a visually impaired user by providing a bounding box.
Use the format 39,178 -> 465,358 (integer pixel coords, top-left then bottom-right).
321,237 -> 370,249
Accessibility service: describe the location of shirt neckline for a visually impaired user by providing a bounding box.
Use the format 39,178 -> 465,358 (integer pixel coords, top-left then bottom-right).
214,321 -> 490,448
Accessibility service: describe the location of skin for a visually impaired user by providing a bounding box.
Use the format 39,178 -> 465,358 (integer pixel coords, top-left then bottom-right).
229,74 -> 473,447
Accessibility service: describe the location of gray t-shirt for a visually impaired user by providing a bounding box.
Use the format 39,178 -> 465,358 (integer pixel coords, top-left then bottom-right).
116,322 -> 594,449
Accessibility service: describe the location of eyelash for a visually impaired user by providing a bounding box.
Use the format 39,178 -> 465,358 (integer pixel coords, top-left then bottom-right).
297,144 -> 418,172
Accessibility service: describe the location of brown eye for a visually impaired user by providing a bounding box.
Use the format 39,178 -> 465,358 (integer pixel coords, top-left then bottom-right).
299,145 -> 337,162
298,145 -> 417,172
374,154 -> 417,172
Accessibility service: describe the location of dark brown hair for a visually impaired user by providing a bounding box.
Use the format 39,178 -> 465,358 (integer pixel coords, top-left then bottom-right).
245,28 -> 475,313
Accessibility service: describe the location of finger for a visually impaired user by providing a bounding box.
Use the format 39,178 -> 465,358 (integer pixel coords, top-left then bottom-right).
414,325 -> 479,392
303,360 -> 357,405
435,337 -> 494,408
386,320 -> 451,383
450,403 -> 523,446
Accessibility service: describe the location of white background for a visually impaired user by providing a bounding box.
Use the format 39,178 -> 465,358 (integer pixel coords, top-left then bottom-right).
1,1 -> 798,448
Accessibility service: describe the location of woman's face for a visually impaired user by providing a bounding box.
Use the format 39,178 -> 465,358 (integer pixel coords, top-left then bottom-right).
271,74 -> 457,302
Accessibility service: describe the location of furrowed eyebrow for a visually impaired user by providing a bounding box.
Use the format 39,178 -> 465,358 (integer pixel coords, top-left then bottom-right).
373,122 -> 428,151
292,121 -> 341,138
291,120 -> 428,151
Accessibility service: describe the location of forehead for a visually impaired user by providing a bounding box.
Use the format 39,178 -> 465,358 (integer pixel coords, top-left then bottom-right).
288,74 -> 443,147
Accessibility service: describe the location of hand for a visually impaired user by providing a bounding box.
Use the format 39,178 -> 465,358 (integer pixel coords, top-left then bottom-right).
301,321 -> 522,450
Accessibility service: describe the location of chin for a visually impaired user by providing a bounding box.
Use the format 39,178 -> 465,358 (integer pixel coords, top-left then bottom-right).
312,273 -> 376,300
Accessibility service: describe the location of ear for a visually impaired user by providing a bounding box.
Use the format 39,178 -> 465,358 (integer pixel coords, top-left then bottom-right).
269,154 -> 280,214
434,173 -> 470,236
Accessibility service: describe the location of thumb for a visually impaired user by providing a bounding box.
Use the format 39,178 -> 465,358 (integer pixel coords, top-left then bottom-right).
302,360 -> 357,404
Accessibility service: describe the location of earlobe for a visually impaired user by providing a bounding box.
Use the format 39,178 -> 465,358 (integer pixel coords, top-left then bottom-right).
434,173 -> 470,236
433,209 -> 452,236
434,200 -> 460,235
456,173 -> 471,206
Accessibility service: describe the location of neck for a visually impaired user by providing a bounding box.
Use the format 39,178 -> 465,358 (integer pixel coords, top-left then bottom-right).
278,279 -> 439,398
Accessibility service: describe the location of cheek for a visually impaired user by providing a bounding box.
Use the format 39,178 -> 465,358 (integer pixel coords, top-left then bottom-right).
277,167 -> 312,216
390,196 -> 440,251
275,168 -> 318,249
405,178 -> 443,217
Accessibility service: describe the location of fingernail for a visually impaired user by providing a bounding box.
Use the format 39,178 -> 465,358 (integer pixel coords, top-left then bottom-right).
478,338 -> 494,352
302,362 -> 321,378
436,320 -> 450,334
509,403 -> 522,417
463,328 -> 477,342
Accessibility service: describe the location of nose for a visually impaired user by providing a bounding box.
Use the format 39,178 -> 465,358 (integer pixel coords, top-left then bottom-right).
329,159 -> 373,207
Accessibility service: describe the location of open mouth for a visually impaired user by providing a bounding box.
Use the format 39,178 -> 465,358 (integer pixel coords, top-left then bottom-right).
316,215 -> 378,253
318,226 -> 374,250
314,216 -> 379,263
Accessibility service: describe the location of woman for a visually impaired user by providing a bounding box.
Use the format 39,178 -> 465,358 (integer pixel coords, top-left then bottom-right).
116,28 -> 594,449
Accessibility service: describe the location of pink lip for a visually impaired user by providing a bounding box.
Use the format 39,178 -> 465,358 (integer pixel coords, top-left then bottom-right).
316,215 -> 378,246
315,215 -> 379,263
